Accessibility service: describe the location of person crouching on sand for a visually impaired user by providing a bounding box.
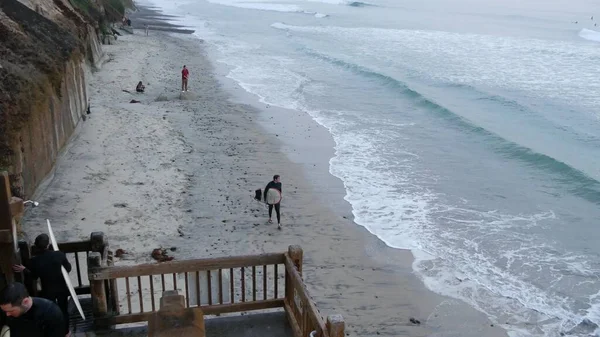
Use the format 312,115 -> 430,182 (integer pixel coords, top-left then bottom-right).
181,65 -> 189,92
136,81 -> 145,93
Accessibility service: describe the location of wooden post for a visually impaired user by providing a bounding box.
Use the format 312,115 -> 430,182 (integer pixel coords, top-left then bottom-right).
106,249 -> 119,314
90,232 -> 106,253
88,252 -> 108,323
0,172 -> 17,287
149,290 -> 206,337
160,290 -> 184,309
288,245 -> 303,275
285,245 -> 303,329
326,315 -> 345,337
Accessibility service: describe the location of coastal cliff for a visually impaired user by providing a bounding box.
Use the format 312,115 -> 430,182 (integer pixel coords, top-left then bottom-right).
0,0 -> 131,198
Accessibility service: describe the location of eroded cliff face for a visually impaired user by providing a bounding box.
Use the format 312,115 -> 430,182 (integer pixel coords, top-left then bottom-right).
0,0 -> 116,198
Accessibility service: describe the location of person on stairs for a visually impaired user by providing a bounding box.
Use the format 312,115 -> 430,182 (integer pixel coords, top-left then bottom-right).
13,234 -> 72,336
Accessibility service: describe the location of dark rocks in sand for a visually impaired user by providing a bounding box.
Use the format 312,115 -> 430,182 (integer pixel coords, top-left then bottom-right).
409,318 -> 421,325
151,248 -> 174,262
113,203 -> 128,208
130,99 -> 141,103
115,249 -> 126,258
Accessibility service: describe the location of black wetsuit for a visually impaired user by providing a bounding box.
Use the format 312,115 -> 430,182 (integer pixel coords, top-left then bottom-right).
26,250 -> 72,333
6,297 -> 66,337
264,181 -> 282,224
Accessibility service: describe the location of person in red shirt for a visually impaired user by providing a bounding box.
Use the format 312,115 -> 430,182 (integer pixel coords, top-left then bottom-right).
181,65 -> 189,92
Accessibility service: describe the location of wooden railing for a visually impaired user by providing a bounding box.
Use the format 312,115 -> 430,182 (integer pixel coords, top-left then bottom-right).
57,240 -> 92,295
88,245 -> 345,337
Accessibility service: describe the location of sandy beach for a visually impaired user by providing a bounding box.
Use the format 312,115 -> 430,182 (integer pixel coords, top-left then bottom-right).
22,10 -> 509,337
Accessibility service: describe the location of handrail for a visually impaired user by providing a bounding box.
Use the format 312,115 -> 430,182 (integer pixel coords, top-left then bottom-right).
57,240 -> 92,253
284,253 -> 327,337
86,245 -> 345,337
89,252 -> 285,280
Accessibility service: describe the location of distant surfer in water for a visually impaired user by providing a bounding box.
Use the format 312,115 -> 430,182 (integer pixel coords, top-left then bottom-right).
264,175 -> 282,229
181,65 -> 189,92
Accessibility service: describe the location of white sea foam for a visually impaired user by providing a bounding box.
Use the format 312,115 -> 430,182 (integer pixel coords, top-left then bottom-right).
219,23 -> 600,337
207,0 -> 303,13
144,0 -> 312,13
304,0 -> 347,4
304,0 -> 374,6
130,2 -> 600,336
270,23 -> 600,110
579,28 -> 600,42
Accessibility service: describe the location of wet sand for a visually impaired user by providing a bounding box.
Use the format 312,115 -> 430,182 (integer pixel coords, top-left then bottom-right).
23,11 -> 508,337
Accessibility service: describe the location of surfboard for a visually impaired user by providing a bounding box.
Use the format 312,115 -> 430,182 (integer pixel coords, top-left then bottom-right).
1,325 -> 9,337
266,188 -> 282,205
46,219 -> 85,320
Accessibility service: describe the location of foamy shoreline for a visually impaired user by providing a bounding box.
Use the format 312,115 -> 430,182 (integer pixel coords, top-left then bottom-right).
22,8 -> 508,336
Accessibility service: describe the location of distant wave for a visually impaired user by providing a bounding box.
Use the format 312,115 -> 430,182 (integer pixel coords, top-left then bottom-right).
347,1 -> 375,7
302,48 -> 600,203
205,0 -> 329,14
301,10 -> 329,17
304,0 -> 376,6
205,0 -> 300,12
579,28 -> 600,42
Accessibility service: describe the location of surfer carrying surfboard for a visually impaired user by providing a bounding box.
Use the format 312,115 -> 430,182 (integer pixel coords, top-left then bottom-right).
12,234 -> 72,336
264,175 -> 283,229
0,282 -> 67,337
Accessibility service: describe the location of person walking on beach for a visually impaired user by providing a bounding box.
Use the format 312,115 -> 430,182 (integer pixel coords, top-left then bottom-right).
13,234 -> 72,336
264,175 -> 282,229
0,282 -> 66,337
181,65 -> 189,92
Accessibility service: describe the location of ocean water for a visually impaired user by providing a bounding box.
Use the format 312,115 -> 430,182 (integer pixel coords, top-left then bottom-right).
138,0 -> 600,336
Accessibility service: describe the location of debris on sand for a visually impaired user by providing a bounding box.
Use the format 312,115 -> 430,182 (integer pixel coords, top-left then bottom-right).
115,248 -> 126,258
151,248 -> 174,262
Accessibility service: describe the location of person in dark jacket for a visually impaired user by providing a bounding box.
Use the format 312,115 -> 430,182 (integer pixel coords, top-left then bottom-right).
264,174 -> 282,229
13,234 -> 72,335
0,282 -> 66,337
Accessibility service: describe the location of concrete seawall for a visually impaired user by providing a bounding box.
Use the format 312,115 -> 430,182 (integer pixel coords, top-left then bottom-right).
0,0 -> 112,197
